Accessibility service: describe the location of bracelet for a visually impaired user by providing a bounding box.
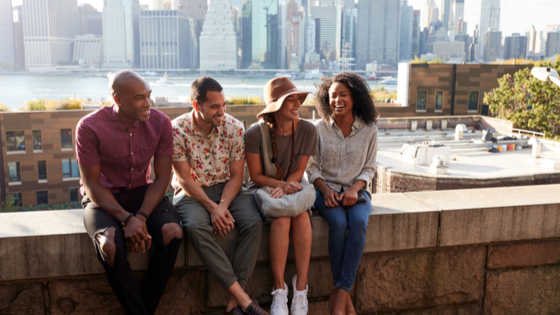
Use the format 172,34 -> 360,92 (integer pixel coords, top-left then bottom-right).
136,210 -> 149,221
122,213 -> 134,228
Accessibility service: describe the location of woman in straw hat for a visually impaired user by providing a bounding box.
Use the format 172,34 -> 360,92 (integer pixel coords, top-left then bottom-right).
307,72 -> 378,315
245,77 -> 316,315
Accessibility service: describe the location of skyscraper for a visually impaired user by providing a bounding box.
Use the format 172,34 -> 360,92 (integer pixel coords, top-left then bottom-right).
546,31 -> 560,58
0,0 -> 15,64
439,0 -> 450,31
78,4 -> 102,36
102,0 -> 140,68
448,0 -> 464,34
454,32 -> 470,61
200,0 -> 238,70
478,0 -> 500,61
241,0 -> 279,69
423,0 -> 437,29
503,33 -> 527,60
528,26 -> 537,56
399,0 -> 413,62
310,4 -> 342,61
13,6 -> 25,69
179,0 -> 207,67
356,0 -> 400,68
141,10 -> 195,69
411,10 -> 421,58
22,0 -> 80,70
484,30 -> 502,62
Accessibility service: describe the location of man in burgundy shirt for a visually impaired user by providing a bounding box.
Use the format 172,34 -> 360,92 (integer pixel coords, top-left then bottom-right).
76,70 -> 183,315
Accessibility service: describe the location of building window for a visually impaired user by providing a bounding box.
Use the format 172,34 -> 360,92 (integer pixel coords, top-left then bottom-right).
8,162 -> 20,183
468,91 -> 479,112
36,190 -> 48,205
61,129 -> 73,149
33,130 -> 42,151
6,131 -> 25,152
70,188 -> 79,202
435,91 -> 443,112
62,158 -> 80,178
38,160 -> 47,181
416,91 -> 427,111
11,192 -> 22,207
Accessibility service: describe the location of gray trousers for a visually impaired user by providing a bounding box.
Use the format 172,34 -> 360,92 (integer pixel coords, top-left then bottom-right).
174,183 -> 263,289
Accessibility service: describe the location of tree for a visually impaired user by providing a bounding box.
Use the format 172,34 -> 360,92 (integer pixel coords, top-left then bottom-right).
2,194 -> 19,212
484,56 -> 560,138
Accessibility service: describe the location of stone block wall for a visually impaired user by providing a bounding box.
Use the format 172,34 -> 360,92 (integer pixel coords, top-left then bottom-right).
3,185 -> 560,314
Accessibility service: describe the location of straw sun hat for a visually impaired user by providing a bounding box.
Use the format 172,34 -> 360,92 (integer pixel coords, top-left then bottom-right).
256,77 -> 310,119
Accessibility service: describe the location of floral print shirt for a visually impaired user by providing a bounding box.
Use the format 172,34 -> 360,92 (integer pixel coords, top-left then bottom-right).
172,111 -> 245,187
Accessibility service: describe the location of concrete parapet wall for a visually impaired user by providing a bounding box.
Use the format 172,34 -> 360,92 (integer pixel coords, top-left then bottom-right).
2,185 -> 560,314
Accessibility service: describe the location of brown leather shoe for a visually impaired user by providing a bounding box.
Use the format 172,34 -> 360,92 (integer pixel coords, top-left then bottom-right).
346,291 -> 356,315
329,289 -> 347,315
225,306 -> 244,315
244,302 -> 270,315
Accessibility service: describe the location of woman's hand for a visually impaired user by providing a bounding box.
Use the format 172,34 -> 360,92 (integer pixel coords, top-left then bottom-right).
283,181 -> 302,195
268,187 -> 286,198
340,188 -> 358,206
321,187 -> 340,208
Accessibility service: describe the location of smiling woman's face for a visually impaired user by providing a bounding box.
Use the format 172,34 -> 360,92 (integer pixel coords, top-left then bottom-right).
329,82 -> 354,118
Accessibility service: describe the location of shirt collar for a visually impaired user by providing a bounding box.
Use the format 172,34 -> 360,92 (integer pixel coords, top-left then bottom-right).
110,104 -> 140,130
329,115 -> 363,133
189,110 -> 222,137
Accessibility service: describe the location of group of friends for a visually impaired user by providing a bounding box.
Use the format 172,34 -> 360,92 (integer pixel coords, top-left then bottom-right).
76,70 -> 379,315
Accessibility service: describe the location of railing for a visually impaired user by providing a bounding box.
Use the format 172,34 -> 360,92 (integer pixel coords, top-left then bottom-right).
511,128 -> 546,140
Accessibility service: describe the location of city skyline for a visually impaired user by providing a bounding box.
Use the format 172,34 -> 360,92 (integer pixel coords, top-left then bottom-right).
8,0 -> 558,37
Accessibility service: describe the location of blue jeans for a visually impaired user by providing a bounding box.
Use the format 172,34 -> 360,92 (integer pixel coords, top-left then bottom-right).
314,189 -> 371,292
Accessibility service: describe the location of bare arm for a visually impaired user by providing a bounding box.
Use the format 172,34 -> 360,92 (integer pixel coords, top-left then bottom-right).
172,160 -> 235,237
246,151 -> 305,197
138,156 -> 172,218
218,158 -> 245,209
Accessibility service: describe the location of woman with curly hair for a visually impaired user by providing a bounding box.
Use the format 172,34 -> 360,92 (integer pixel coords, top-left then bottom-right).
307,72 -> 378,315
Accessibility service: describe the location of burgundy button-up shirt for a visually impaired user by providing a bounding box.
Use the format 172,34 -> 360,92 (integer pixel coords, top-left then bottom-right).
76,105 -> 174,195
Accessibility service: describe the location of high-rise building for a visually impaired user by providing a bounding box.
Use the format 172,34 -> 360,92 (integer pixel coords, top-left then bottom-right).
73,34 -> 103,66
439,0 -> 450,31
454,32 -> 470,61
0,0 -> 15,64
448,0 -> 464,34
483,30 -> 502,62
356,0 -> 400,68
102,0 -> 140,68
411,10 -> 421,59
478,0 -> 500,61
528,26 -> 537,56
310,4 -> 342,61
399,0 -> 413,62
342,7 -> 357,60
546,31 -> 560,58
22,0 -> 80,70
278,0 -> 288,69
179,0 -> 206,67
423,0 -> 438,29
78,4 -> 102,35
433,41 -> 464,62
200,0 -> 237,70
503,33 -> 527,60
140,10 -> 195,69
13,6 -> 25,69
241,0 -> 279,69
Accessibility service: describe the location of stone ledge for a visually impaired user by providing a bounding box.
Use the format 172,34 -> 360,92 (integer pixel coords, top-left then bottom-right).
2,184 -> 560,282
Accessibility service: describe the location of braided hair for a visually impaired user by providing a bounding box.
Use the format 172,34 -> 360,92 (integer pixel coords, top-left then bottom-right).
263,113 -> 283,180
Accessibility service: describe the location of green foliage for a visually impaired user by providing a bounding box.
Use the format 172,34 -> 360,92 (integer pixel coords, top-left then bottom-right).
21,99 -> 84,111
370,86 -> 397,103
1,194 -> 19,212
223,69 -> 235,75
428,57 -> 445,64
188,68 -> 197,74
226,96 -> 262,105
22,99 -> 47,111
410,56 -> 428,64
484,55 -> 560,138
0,103 -> 9,112
20,202 -> 81,212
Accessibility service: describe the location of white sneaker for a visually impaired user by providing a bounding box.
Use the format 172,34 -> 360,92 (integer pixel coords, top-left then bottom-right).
290,275 -> 308,315
270,282 -> 289,315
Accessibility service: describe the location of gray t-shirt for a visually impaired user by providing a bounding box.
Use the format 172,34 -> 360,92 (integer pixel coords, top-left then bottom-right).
246,120 -> 317,187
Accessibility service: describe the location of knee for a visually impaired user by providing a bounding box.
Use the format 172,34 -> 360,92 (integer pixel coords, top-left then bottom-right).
96,227 -> 117,267
329,219 -> 348,234
162,222 -> 183,246
350,217 -> 368,233
272,216 -> 291,232
186,220 -> 212,239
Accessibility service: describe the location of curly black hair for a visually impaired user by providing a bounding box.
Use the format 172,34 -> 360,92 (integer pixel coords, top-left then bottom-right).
314,72 -> 378,125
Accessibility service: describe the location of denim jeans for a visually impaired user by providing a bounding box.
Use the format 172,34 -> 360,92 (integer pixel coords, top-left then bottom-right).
314,189 -> 371,292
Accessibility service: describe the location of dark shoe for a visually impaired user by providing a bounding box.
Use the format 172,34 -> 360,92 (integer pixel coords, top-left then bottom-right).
225,306 -> 245,315
244,302 -> 270,315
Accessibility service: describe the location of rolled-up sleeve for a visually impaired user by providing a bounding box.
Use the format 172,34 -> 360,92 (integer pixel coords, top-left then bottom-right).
76,119 -> 100,166
306,130 -> 324,185
355,126 -> 378,188
155,117 -> 174,159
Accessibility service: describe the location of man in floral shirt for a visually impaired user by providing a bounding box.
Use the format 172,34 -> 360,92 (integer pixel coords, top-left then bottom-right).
171,77 -> 266,315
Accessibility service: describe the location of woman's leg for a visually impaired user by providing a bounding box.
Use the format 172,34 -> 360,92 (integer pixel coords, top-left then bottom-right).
291,211 -> 312,290
336,193 -> 372,291
314,190 -> 348,286
269,216 -> 292,290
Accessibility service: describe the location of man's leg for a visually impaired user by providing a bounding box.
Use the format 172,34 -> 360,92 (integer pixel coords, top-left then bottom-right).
83,197 -> 149,315
140,197 -> 183,315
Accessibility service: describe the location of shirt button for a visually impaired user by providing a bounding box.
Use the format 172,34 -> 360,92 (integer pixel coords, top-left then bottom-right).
129,133 -> 132,136
131,168 -> 134,171
131,152 -> 134,155
128,184 -> 131,187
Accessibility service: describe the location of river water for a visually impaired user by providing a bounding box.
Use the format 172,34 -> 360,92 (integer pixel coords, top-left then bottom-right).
0,74 -> 395,110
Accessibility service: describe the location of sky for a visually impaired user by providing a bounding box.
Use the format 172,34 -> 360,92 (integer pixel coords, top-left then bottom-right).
10,0 -> 559,37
